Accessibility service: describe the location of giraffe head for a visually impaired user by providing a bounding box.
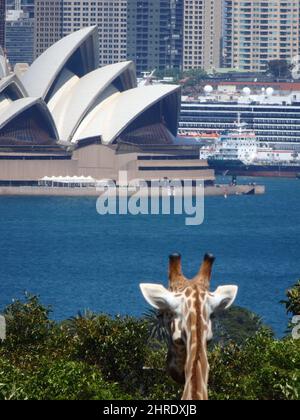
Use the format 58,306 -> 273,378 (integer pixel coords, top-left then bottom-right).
140,253 -> 238,400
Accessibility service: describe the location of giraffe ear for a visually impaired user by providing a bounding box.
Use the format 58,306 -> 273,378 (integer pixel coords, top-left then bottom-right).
208,285 -> 238,313
140,283 -> 180,312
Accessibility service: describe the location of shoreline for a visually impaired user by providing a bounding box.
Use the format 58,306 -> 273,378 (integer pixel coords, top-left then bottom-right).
0,184 -> 265,197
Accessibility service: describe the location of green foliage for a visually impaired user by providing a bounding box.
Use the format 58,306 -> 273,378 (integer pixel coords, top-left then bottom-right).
143,309 -> 169,344
153,68 -> 208,86
154,68 -> 182,82
209,329 -> 300,400
211,306 -> 267,346
63,312 -> 149,392
282,280 -> 300,318
281,281 -> 300,334
0,294 -> 299,400
3,294 -> 53,353
266,60 -> 292,79
0,357 -> 128,400
142,346 -> 182,400
182,68 -> 208,86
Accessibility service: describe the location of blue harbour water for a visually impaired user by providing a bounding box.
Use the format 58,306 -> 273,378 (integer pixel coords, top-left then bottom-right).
0,177 -> 299,336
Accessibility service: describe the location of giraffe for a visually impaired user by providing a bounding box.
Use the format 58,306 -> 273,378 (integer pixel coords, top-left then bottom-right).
140,253 -> 238,400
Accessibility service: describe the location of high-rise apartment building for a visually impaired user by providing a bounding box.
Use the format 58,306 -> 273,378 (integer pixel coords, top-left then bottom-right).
35,0 -> 127,67
34,0 -> 183,74
183,0 -> 223,71
128,0 -> 183,75
223,0 -> 300,71
62,0 -> 127,67
169,0 -> 183,71
34,0 -> 62,59
0,0 -> 5,48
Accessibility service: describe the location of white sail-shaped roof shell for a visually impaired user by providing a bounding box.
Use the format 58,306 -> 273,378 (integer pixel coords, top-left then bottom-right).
72,84 -> 180,145
21,26 -> 98,101
0,27 -> 181,147
0,74 -> 28,98
0,75 -> 28,115
0,97 -> 58,140
49,61 -> 136,142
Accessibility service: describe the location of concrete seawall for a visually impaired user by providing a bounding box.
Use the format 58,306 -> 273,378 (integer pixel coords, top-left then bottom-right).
0,184 -> 265,197
205,184 -> 265,196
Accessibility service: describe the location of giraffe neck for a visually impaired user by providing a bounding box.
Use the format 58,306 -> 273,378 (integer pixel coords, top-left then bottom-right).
182,288 -> 209,400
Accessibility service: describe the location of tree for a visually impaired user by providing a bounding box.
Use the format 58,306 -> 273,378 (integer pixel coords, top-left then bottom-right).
211,306 -> 267,346
182,68 -> 208,87
266,60 -> 292,80
281,280 -> 300,318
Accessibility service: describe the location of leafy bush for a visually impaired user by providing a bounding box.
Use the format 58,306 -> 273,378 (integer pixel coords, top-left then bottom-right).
281,281 -> 300,335
0,357 -> 129,400
211,306 -> 266,346
282,280 -> 300,318
140,345 -> 182,400
62,313 -> 150,395
0,294 -> 299,400
3,294 -> 53,353
209,329 -> 300,400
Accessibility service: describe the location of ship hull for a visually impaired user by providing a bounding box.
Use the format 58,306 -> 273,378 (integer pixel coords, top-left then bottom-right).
207,159 -> 300,178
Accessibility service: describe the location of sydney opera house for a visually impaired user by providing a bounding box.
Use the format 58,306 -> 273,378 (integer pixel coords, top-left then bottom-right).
0,26 -> 214,190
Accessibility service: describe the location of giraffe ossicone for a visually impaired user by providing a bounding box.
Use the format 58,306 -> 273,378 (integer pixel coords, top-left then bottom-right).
139,253 -> 238,401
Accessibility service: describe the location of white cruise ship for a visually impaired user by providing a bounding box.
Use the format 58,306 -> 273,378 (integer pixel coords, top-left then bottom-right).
179,82 -> 300,156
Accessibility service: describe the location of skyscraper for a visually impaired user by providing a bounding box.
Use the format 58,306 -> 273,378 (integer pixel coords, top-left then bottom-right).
5,9 -> 34,65
62,0 -> 127,67
34,0 -> 62,59
5,1 -> 35,66
169,0 -> 183,71
0,0 -> 5,48
34,0 -> 184,74
223,0 -> 300,71
183,0 -> 222,71
35,0 -> 127,67
127,0 -> 183,75
6,1 -> 35,17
